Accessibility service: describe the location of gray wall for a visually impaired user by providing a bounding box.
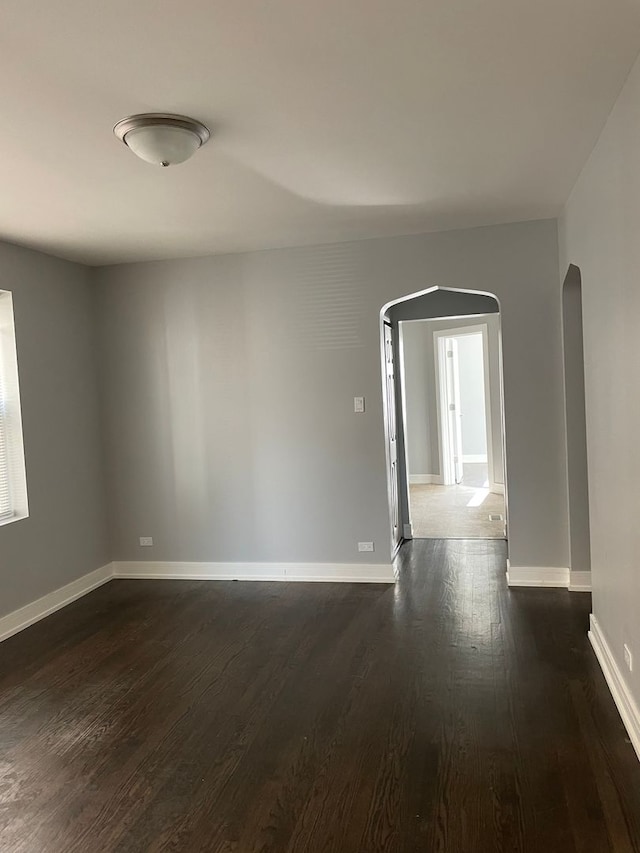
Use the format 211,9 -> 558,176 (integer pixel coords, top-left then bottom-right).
0,242 -> 109,617
401,321 -> 434,477
388,289 -> 498,322
95,219 -> 566,569
401,314 -> 503,481
560,50 -> 640,707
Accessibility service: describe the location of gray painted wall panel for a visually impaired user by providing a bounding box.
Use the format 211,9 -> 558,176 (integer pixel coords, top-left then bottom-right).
0,242 -> 109,617
95,219 -> 566,569
560,51 -> 640,711
401,321 -> 434,476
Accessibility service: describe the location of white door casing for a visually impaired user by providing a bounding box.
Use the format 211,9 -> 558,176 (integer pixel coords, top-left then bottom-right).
383,322 -> 402,554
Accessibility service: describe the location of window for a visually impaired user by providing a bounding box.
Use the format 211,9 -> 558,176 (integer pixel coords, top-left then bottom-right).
0,290 -> 28,525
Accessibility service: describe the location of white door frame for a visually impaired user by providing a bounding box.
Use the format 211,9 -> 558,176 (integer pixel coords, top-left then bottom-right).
381,321 -> 403,557
437,335 -> 464,484
433,323 -> 496,490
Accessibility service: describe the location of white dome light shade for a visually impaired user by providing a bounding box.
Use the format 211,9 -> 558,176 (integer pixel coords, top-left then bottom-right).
114,114 -> 210,167
124,125 -> 200,166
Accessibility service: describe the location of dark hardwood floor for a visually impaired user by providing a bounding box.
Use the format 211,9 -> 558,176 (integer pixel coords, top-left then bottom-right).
1,539 -> 640,851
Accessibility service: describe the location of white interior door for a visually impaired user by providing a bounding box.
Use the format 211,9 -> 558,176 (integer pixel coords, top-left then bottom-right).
444,338 -> 463,483
383,323 -> 401,552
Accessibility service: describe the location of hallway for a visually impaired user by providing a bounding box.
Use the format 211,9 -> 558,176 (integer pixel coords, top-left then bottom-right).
0,541 -> 638,851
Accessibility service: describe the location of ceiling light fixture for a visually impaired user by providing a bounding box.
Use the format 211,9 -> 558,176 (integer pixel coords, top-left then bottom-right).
113,113 -> 210,167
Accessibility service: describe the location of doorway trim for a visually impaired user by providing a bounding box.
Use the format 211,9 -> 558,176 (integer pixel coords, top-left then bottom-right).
435,333 -> 463,485
433,322 -> 497,492
381,320 -> 402,558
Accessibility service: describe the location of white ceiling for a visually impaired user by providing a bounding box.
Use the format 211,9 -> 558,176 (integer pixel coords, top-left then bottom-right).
2,0 -> 640,266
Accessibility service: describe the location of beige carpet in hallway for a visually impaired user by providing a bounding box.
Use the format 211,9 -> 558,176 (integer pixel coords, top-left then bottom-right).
410,483 -> 506,538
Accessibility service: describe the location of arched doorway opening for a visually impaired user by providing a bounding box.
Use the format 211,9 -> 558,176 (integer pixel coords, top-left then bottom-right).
380,286 -> 508,557
562,264 -> 591,590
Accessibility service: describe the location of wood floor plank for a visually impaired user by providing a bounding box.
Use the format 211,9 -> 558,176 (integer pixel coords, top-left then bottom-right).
1,540 -> 640,852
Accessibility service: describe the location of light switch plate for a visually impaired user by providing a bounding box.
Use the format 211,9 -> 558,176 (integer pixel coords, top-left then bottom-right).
354,396 -> 365,413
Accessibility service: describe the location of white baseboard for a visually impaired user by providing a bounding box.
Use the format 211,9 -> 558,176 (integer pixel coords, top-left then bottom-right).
506,562 -> 569,588
506,562 -> 591,591
409,474 -> 443,485
569,571 -> 592,592
403,523 -> 413,540
589,614 -> 640,762
462,454 -> 488,464
113,560 -> 395,584
490,482 -> 505,495
0,563 -> 114,643
0,558 -> 395,645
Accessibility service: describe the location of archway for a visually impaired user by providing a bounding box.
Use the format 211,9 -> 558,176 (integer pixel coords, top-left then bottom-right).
562,265 -> 591,589
380,286 -> 507,558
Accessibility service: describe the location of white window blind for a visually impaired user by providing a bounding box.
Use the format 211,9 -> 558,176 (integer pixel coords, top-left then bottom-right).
0,290 -> 28,525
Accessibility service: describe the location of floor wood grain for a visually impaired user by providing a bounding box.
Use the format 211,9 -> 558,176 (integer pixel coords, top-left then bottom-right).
1,539 -> 639,852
